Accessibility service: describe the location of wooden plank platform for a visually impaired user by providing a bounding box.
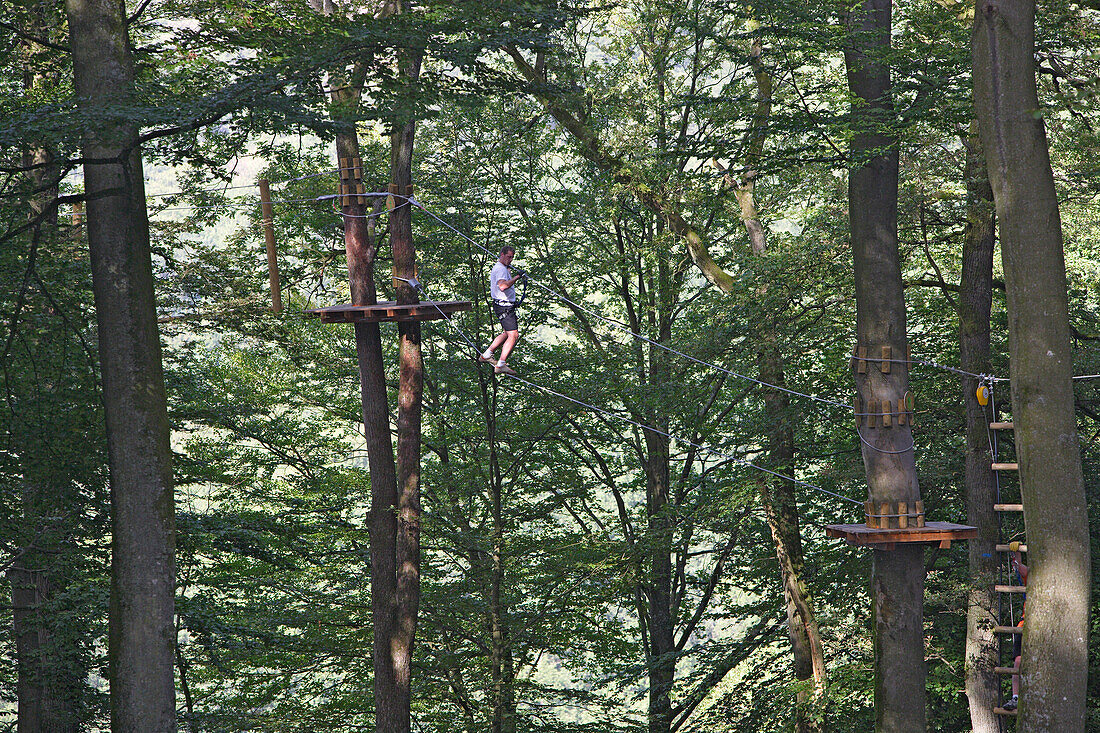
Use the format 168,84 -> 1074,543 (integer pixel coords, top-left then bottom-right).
305,300 -> 472,324
992,462 -> 1019,471
825,521 -> 977,549
990,421 -> 1014,430
995,584 -> 1026,594
994,503 -> 1023,512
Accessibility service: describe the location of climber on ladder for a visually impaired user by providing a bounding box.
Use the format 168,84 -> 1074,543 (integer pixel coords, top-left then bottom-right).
1003,541 -> 1028,711
479,245 -> 526,376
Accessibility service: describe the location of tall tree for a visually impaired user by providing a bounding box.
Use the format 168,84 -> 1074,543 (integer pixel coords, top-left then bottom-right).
63,0 -> 177,728
972,0 -> 1090,727
959,125 -> 1000,732
506,7 -> 830,726
843,0 -> 926,730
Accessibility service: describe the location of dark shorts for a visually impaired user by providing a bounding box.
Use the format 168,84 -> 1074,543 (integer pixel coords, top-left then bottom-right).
493,302 -> 518,331
1013,619 -> 1023,659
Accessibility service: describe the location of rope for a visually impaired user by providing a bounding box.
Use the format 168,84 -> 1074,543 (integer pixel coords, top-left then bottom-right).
145,168 -> 344,200
855,427 -> 914,455
407,196 -> 853,411
411,282 -> 865,510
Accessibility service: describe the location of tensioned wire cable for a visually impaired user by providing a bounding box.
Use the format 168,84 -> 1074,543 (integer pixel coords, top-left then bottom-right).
399,193 -> 854,411
154,186 -> 1100,391
395,194 -> 930,457
145,167 -> 346,200
404,278 -> 866,510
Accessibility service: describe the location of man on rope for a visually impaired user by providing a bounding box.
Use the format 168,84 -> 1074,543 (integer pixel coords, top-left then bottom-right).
479,245 -> 525,375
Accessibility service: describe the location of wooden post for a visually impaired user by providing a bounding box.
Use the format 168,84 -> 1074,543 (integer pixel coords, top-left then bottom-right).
257,178 -> 282,313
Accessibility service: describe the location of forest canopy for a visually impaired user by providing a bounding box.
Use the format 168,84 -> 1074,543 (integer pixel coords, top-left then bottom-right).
1,0 -> 1098,730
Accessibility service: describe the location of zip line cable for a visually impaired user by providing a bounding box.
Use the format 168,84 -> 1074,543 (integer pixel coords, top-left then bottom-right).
145,167 -> 346,201
407,279 -> 866,511
402,195 -> 854,411
150,184 -> 1100,387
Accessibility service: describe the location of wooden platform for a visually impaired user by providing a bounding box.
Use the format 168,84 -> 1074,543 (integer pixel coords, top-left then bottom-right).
825,521 -> 977,550
305,300 -> 471,324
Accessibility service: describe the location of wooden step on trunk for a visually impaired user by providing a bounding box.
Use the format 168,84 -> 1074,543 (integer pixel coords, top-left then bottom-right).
996,543 -> 1027,553
994,625 -> 1022,635
995,584 -> 1027,594
994,707 -> 1018,716
992,462 -> 1019,471
995,666 -> 1018,675
990,422 -> 1015,430
994,503 -> 1024,512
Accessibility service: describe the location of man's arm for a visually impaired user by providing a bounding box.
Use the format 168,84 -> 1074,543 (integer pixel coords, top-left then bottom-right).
498,272 -> 525,290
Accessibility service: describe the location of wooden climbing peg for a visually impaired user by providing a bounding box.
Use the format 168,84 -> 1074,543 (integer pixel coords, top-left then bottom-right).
897,398 -> 907,425
881,345 -> 891,373
857,346 -> 868,373
865,500 -> 877,528
338,157 -> 367,207
898,501 -> 908,528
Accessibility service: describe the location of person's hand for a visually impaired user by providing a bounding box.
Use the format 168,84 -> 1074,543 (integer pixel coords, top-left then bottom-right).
1009,541 -> 1020,552
513,269 -> 526,279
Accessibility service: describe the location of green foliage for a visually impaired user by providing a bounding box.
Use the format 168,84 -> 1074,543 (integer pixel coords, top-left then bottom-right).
3,0 -> 1100,729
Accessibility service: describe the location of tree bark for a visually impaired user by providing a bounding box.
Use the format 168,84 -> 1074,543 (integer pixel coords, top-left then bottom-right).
489,454 -> 516,733
642,282 -> 674,733
387,4 -> 424,727
757,349 -> 826,733
972,0 -> 1090,728
64,0 -> 176,728
732,34 -> 827,732
843,1 -> 926,730
309,1 -> 405,724
11,25 -> 82,728
959,124 -> 1000,733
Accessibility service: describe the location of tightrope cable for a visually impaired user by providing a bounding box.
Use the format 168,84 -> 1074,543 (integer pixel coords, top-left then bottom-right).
411,281 -> 865,510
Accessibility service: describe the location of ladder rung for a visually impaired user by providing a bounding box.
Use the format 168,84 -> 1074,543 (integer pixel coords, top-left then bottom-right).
995,584 -> 1026,593
994,503 -> 1023,512
994,707 -> 1018,716
992,462 -> 1019,471
990,422 -> 1015,430
995,543 -> 1027,553
994,625 -> 1022,635
994,666 -> 1018,675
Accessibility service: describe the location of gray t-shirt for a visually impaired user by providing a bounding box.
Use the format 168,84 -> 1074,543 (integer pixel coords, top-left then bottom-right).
490,261 -> 514,303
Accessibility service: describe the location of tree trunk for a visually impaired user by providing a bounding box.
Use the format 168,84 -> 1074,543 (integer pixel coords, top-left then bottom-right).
387,8 -> 425,727
973,0 -> 1090,728
959,124 -> 1000,733
734,33 -> 827,733
11,34 -> 81,729
843,1 -> 926,730
644,419 -> 675,733
758,347 -> 826,733
9,560 -> 80,733
64,0 -> 176,728
309,0 -> 406,723
489,468 -> 516,733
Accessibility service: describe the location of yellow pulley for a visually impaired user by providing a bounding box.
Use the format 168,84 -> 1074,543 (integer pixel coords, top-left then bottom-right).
976,384 -> 990,406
